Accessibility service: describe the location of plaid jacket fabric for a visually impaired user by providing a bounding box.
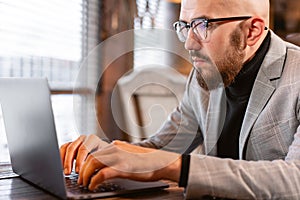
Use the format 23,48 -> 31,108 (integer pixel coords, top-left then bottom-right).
137,31 -> 300,199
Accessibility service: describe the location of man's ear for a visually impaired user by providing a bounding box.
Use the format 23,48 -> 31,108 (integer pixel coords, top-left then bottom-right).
246,17 -> 266,46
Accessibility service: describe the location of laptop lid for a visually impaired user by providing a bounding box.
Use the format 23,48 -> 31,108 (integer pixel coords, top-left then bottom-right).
0,78 -> 68,198
1,78 -> 168,199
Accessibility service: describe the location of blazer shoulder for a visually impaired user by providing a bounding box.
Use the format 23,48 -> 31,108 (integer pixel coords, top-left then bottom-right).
286,41 -> 300,53
286,45 -> 300,64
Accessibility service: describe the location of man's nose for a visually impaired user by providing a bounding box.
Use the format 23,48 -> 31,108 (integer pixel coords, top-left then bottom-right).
184,29 -> 202,51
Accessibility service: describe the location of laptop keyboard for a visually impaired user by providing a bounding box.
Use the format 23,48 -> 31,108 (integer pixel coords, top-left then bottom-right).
65,172 -> 124,194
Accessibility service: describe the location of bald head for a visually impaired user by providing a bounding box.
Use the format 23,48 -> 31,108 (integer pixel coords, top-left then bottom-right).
222,0 -> 270,27
181,0 -> 270,27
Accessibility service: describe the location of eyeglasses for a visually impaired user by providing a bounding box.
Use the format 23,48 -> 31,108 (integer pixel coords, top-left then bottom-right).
173,16 -> 253,43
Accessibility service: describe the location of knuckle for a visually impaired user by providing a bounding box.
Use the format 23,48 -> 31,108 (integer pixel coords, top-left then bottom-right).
89,134 -> 96,139
79,135 -> 86,141
90,156 -> 98,165
60,143 -> 68,149
78,145 -> 88,152
60,142 -> 71,151
89,157 -> 101,168
112,140 -> 122,145
66,144 -> 76,152
86,154 -> 96,164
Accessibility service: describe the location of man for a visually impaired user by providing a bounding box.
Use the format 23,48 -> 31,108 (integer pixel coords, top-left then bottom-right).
60,0 -> 300,199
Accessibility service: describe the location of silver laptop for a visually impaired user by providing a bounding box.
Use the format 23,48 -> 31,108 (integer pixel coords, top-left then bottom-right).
0,78 -> 168,199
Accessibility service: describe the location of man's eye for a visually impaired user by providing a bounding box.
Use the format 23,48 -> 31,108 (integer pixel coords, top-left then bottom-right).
194,23 -> 206,31
194,21 -> 204,27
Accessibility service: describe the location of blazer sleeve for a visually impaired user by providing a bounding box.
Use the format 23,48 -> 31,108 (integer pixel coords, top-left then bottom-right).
185,154 -> 300,199
185,99 -> 300,199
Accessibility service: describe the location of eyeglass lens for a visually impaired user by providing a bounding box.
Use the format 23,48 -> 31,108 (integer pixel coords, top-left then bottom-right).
174,19 -> 208,42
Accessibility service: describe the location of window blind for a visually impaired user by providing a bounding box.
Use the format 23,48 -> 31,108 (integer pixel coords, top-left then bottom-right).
0,0 -> 84,90
0,0 -> 101,163
134,0 -> 171,69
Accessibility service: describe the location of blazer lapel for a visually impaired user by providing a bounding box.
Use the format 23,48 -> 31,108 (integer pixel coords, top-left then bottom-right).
204,86 -> 226,156
239,32 -> 287,159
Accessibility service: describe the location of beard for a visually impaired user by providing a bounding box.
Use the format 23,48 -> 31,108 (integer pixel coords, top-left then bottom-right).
192,26 -> 246,90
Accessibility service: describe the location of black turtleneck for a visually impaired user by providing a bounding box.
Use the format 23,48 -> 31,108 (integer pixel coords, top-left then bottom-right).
217,31 -> 271,159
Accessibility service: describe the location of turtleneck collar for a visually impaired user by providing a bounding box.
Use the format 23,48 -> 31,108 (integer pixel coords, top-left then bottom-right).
226,31 -> 271,98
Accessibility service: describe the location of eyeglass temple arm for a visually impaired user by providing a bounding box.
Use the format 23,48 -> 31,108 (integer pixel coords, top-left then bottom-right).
206,16 -> 268,30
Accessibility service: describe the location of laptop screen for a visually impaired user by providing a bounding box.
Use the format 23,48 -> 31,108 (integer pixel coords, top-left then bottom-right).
0,78 -> 67,198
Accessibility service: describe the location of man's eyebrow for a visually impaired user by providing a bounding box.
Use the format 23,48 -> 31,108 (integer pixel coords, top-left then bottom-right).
191,15 -> 210,21
179,15 -> 210,23
178,19 -> 188,23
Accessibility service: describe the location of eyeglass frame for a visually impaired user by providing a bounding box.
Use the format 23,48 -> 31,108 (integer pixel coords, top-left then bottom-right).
173,16 -> 268,43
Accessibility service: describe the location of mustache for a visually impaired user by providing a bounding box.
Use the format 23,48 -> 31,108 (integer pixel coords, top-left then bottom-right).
189,50 -> 210,62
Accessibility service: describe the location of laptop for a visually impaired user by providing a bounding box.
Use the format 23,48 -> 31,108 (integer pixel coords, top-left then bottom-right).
0,78 -> 169,199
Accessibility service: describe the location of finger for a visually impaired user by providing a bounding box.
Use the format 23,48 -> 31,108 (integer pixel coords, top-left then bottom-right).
64,135 -> 86,174
89,167 -> 161,191
75,145 -> 89,173
78,155 -> 92,185
75,135 -> 101,172
78,155 -> 106,187
88,167 -> 120,191
59,142 -> 71,166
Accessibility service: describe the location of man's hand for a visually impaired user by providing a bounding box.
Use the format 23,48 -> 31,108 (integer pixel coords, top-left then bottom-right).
59,134 -> 109,175
77,140 -> 181,191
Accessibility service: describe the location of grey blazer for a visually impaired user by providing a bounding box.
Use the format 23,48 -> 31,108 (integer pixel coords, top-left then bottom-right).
137,31 -> 300,199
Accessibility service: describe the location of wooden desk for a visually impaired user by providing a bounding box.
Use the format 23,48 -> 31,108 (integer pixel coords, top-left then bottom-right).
0,164 -> 184,200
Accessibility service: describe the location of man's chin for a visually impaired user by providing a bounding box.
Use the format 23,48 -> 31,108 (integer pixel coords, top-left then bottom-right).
196,74 -> 224,91
195,68 -> 225,90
